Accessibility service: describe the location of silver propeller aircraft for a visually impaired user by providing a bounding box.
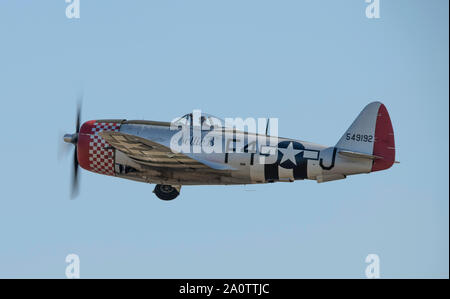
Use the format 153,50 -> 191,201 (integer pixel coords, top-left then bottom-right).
63,102 -> 397,200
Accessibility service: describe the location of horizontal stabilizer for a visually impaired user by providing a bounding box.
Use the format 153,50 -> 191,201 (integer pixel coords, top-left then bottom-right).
338,149 -> 382,160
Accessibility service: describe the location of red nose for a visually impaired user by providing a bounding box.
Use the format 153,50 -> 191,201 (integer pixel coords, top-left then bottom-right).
77,120 -> 122,176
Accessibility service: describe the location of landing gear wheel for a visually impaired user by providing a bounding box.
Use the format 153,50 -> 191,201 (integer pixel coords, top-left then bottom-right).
153,184 -> 180,201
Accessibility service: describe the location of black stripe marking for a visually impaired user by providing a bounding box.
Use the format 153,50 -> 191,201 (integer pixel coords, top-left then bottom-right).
293,160 -> 308,179
264,163 -> 279,181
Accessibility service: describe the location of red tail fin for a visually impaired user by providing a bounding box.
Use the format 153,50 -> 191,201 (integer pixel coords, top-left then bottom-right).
371,104 -> 395,172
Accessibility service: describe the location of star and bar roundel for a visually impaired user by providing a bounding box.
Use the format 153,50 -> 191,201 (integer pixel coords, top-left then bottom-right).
264,141 -> 320,181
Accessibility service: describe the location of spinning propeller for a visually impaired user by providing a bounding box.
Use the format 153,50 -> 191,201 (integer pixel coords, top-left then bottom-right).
63,101 -> 82,199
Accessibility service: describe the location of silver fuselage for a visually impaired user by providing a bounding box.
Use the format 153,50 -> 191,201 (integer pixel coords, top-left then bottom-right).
113,122 -> 372,186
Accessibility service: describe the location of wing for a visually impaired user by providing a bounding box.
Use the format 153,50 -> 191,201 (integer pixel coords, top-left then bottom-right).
99,131 -> 234,170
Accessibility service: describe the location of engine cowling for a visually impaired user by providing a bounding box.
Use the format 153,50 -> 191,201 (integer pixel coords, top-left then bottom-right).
77,120 -> 122,176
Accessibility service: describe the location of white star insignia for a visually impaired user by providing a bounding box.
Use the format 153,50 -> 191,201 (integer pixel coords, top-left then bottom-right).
278,142 -> 303,165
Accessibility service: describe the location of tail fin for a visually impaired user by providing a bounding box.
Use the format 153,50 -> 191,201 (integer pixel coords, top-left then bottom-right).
336,102 -> 395,172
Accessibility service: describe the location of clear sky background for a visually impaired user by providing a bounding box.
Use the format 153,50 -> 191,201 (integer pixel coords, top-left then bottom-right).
0,0 -> 448,278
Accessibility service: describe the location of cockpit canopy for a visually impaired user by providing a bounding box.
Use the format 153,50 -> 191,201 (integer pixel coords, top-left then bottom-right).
173,112 -> 226,129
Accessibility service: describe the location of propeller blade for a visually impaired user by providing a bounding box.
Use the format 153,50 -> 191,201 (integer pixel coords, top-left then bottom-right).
72,99 -> 82,199
76,101 -> 81,133
71,146 -> 79,199
64,96 -> 82,199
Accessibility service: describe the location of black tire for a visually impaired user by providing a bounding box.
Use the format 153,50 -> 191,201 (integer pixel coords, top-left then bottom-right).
153,184 -> 179,201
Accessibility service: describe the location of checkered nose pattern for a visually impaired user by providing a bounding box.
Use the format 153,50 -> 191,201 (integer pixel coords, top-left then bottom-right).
77,120 -> 121,176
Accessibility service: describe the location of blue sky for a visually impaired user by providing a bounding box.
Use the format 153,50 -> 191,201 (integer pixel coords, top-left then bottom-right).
0,0 -> 448,278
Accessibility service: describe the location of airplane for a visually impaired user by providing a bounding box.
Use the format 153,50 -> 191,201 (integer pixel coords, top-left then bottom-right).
63,101 -> 397,200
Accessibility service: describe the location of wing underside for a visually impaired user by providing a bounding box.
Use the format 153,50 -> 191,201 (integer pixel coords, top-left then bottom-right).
99,131 -> 222,169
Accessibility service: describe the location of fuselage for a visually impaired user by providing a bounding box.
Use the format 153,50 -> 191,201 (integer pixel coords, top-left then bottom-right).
77,119 -> 375,186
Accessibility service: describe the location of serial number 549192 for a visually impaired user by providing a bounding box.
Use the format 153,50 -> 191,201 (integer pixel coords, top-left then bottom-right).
346,133 -> 373,142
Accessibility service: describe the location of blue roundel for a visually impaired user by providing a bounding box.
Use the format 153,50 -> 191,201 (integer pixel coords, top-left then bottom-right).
277,141 -> 305,169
